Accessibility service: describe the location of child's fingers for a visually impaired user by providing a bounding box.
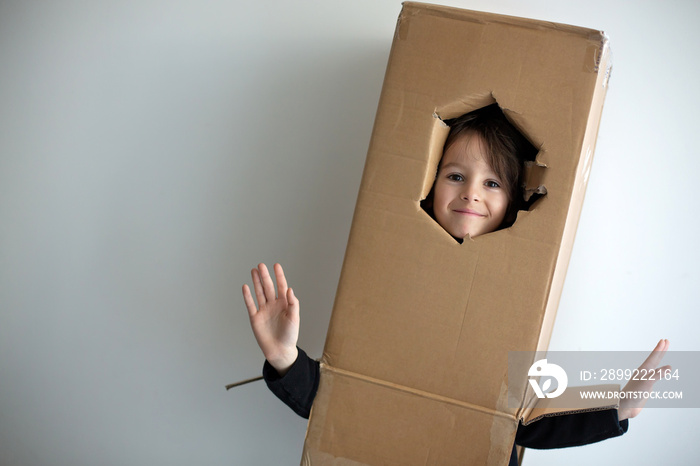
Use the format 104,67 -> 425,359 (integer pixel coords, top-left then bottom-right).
251,268 -> 266,306
640,339 -> 669,371
657,364 -> 673,379
258,263 -> 277,300
287,287 -> 299,318
654,338 -> 669,352
275,263 -> 288,297
242,284 -> 258,317
639,340 -> 668,369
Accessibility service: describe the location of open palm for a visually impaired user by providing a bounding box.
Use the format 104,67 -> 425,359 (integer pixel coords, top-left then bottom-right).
242,263 -> 299,375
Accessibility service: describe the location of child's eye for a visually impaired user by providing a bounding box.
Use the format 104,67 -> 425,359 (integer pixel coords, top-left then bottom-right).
446,173 -> 464,182
485,180 -> 501,188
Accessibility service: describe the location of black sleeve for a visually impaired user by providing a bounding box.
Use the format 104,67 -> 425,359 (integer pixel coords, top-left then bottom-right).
515,409 -> 629,449
262,347 -> 320,419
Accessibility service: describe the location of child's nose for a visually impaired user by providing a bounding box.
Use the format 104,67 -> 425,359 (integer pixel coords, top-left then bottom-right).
460,182 -> 481,201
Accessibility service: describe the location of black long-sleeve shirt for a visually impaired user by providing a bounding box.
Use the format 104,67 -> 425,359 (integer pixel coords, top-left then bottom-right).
263,348 -> 628,466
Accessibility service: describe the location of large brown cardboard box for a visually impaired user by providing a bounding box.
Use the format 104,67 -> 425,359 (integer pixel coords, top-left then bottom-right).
302,3 -> 613,464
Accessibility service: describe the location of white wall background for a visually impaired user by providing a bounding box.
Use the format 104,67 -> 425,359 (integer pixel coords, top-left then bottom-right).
1,1 -> 698,465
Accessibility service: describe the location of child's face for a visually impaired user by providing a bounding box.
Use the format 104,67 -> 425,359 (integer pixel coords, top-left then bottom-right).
432,133 -> 510,239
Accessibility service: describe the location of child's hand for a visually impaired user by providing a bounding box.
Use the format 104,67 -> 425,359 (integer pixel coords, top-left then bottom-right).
242,263 -> 300,376
618,339 -> 671,421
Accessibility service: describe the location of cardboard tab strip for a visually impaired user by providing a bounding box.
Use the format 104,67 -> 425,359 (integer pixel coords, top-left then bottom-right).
321,363 -> 515,422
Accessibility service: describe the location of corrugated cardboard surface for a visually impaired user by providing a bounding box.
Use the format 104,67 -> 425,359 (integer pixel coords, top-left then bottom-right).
303,3 -> 612,464
304,367 -> 517,465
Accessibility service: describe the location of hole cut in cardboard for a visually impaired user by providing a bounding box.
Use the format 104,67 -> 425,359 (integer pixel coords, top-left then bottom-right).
420,102 -> 547,242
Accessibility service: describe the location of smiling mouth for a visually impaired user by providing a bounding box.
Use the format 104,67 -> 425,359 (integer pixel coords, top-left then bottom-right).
454,209 -> 485,217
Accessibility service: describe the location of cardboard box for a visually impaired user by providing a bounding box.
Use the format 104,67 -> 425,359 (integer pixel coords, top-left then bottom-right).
303,3 -> 613,464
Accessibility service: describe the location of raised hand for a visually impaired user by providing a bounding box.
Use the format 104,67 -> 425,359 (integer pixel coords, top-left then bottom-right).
242,263 -> 299,376
618,339 -> 671,421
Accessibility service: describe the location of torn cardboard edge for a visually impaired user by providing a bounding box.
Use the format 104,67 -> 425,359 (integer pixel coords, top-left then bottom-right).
420,97 -> 549,240
428,94 -> 548,203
